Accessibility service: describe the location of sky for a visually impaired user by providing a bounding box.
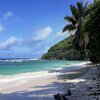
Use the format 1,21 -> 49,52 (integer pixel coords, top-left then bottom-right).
0,0 -> 94,58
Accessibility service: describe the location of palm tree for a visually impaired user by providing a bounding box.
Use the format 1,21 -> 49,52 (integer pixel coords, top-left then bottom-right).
63,2 -> 89,55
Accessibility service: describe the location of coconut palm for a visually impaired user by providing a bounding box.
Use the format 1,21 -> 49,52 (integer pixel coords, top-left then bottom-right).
63,2 -> 89,55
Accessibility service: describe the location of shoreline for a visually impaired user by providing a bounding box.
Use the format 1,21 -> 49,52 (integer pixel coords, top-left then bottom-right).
0,62 -> 90,91
0,62 -> 95,100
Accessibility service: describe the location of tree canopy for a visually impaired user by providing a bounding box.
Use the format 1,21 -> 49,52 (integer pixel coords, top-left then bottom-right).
42,0 -> 100,63
63,0 -> 100,63
63,2 -> 89,55
84,0 -> 100,63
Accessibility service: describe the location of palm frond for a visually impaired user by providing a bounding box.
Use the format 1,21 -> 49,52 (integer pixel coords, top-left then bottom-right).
64,16 -> 76,25
83,2 -> 88,12
70,5 -> 79,20
77,2 -> 83,15
70,5 -> 77,14
83,2 -> 89,17
62,24 -> 76,33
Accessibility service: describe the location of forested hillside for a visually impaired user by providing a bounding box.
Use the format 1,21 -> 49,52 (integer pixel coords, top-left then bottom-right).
42,36 -> 87,60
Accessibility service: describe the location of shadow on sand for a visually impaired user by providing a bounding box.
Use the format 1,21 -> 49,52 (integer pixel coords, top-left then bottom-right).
0,82 -> 68,100
0,67 -> 90,100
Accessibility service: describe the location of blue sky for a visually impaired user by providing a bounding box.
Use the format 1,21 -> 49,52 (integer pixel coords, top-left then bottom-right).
0,0 -> 93,58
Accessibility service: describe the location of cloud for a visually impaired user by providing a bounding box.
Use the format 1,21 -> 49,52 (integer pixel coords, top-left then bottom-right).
26,27 -> 52,50
0,11 -> 14,32
33,26 -> 53,41
0,24 -> 4,32
28,28 -> 67,55
56,30 -> 75,37
52,30 -> 68,39
56,30 -> 67,36
56,30 -> 62,36
4,11 -> 14,19
0,36 -> 20,50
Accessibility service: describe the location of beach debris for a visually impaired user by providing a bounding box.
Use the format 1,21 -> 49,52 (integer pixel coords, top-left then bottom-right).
65,90 -> 71,96
87,86 -> 92,90
54,93 -> 67,100
54,90 -> 71,100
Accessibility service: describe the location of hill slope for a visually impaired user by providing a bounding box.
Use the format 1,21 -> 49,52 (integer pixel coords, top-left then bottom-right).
42,36 -> 87,60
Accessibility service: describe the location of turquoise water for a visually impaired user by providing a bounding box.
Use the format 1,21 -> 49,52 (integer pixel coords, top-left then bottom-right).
0,59 -> 85,75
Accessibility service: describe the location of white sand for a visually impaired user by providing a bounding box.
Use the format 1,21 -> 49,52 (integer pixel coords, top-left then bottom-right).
0,63 -> 100,100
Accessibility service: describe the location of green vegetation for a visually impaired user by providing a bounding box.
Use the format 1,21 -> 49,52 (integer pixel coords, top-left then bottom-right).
42,36 -> 87,60
42,0 -> 100,63
63,2 -> 89,55
84,0 -> 100,63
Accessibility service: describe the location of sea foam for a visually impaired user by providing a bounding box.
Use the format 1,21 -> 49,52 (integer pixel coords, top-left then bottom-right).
0,61 -> 90,90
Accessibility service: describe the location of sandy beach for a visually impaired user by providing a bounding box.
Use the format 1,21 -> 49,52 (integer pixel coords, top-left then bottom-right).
0,63 -> 100,100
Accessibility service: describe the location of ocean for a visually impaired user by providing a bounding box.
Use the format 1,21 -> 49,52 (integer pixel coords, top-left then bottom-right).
0,59 -> 86,75
0,59 -> 89,90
